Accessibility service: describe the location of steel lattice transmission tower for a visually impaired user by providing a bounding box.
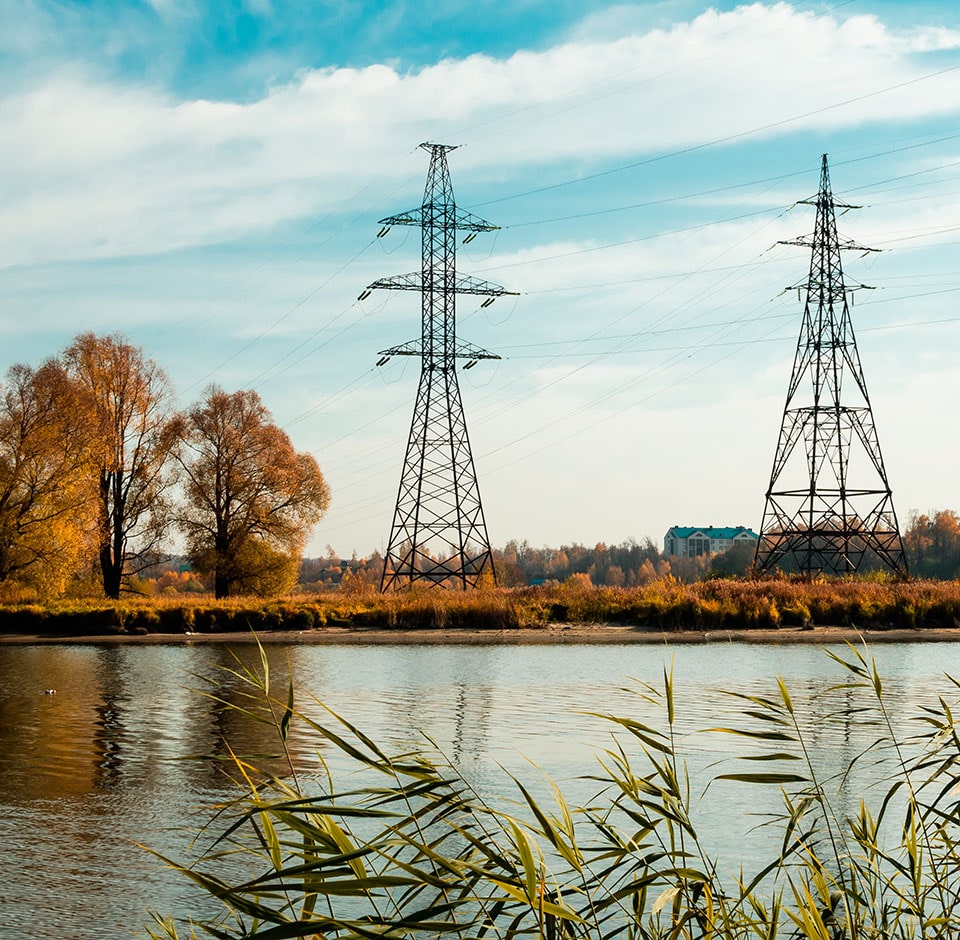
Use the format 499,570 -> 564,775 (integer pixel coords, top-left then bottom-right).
366,143 -> 516,590
755,154 -> 908,577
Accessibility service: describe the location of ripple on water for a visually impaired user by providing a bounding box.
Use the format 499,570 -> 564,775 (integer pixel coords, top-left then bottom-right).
3,640 -> 960,939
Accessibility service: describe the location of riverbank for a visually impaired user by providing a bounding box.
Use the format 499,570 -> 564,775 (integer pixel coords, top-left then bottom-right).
2,622 -> 960,645
2,577 -> 960,641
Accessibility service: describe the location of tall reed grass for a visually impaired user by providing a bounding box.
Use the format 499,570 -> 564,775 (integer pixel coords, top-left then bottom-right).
144,642 -> 960,939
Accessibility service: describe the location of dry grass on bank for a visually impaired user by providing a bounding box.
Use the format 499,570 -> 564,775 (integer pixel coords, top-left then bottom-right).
2,576 -> 960,636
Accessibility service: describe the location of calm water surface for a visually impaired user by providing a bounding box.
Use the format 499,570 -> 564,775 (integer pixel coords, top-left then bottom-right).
2,640 -> 959,939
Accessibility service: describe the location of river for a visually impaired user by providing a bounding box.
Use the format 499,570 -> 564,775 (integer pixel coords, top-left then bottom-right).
2,639 -> 959,939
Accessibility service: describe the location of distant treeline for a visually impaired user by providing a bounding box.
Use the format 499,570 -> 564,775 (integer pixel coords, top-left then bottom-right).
297,538 -> 704,592
292,510 -> 960,592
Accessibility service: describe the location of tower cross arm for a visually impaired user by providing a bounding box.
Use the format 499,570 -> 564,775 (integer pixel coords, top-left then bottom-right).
454,209 -> 500,233
783,277 -> 875,293
456,339 -> 500,360
377,339 -> 501,365
367,272 -> 423,291
796,196 -> 862,210
376,338 -> 501,360
378,208 -> 423,227
455,275 -> 518,297
778,234 -> 879,253
367,273 -> 518,297
376,208 -> 499,233
377,338 -> 422,357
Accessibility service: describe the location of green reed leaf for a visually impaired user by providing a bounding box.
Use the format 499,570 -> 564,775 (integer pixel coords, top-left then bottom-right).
715,772 -> 809,785
279,676 -> 294,742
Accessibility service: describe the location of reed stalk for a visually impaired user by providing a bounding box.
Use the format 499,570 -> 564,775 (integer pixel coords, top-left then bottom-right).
145,642 -> 960,939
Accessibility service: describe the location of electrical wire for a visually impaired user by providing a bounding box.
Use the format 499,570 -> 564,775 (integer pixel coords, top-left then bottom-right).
171,107 -> 960,407
454,0 -> 859,148
181,238 -> 379,395
469,62 -> 960,210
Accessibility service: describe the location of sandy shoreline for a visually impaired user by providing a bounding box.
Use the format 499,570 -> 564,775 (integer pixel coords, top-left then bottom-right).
2,623 -> 960,645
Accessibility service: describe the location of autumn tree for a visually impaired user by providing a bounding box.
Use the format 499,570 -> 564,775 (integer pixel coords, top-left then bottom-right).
604,564 -> 625,587
904,509 -> 960,578
905,511 -> 933,570
708,539 -> 757,579
636,558 -> 657,584
62,332 -> 178,599
0,361 -> 98,596
172,386 -> 330,599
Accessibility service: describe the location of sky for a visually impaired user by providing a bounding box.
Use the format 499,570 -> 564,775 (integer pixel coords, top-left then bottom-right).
3,0 -> 960,560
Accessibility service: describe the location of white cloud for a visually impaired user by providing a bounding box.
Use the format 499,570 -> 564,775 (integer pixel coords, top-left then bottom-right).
243,0 -> 274,16
567,0 -> 702,43
3,3 -> 960,270
3,3 -> 960,554
142,0 -> 198,19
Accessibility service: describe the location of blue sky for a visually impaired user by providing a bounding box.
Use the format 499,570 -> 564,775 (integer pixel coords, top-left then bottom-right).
3,0 -> 960,559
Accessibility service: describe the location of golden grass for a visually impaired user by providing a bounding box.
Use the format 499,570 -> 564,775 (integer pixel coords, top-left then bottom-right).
3,575 -> 960,636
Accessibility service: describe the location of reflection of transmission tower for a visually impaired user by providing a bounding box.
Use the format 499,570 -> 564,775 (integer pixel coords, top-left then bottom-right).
755,154 -> 908,577
367,143 -> 515,591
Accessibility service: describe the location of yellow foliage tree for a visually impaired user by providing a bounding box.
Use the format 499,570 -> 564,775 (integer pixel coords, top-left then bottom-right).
172,386 -> 331,599
62,332 -> 177,599
0,361 -> 98,597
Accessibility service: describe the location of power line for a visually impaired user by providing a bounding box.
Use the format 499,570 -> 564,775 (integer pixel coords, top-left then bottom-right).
500,130 -> 960,231
182,238 -> 377,395
469,62 -> 960,210
455,0 -> 858,148
171,116 -> 960,408
283,368 -> 379,432
148,147 -> 422,351
313,296 -> 960,542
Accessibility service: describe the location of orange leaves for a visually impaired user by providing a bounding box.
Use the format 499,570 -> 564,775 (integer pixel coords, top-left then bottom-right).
173,386 -> 331,599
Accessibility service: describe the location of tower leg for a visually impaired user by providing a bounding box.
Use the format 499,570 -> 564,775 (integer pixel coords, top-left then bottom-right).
381,365 -> 495,591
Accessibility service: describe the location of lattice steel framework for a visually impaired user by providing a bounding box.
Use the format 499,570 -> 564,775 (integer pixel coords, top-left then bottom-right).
755,154 -> 908,577
367,143 -> 515,590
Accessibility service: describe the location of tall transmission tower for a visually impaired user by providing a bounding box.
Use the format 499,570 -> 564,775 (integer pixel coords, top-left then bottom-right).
755,154 -> 908,577
366,143 -> 515,590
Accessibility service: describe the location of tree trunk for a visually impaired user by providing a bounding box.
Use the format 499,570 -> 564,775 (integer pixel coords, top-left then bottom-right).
101,548 -> 122,599
99,471 -> 124,599
214,568 -> 228,600
214,532 -> 230,599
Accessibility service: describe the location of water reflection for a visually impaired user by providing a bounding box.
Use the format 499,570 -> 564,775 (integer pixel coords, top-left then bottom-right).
2,640 -> 960,939
0,646 -> 101,799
